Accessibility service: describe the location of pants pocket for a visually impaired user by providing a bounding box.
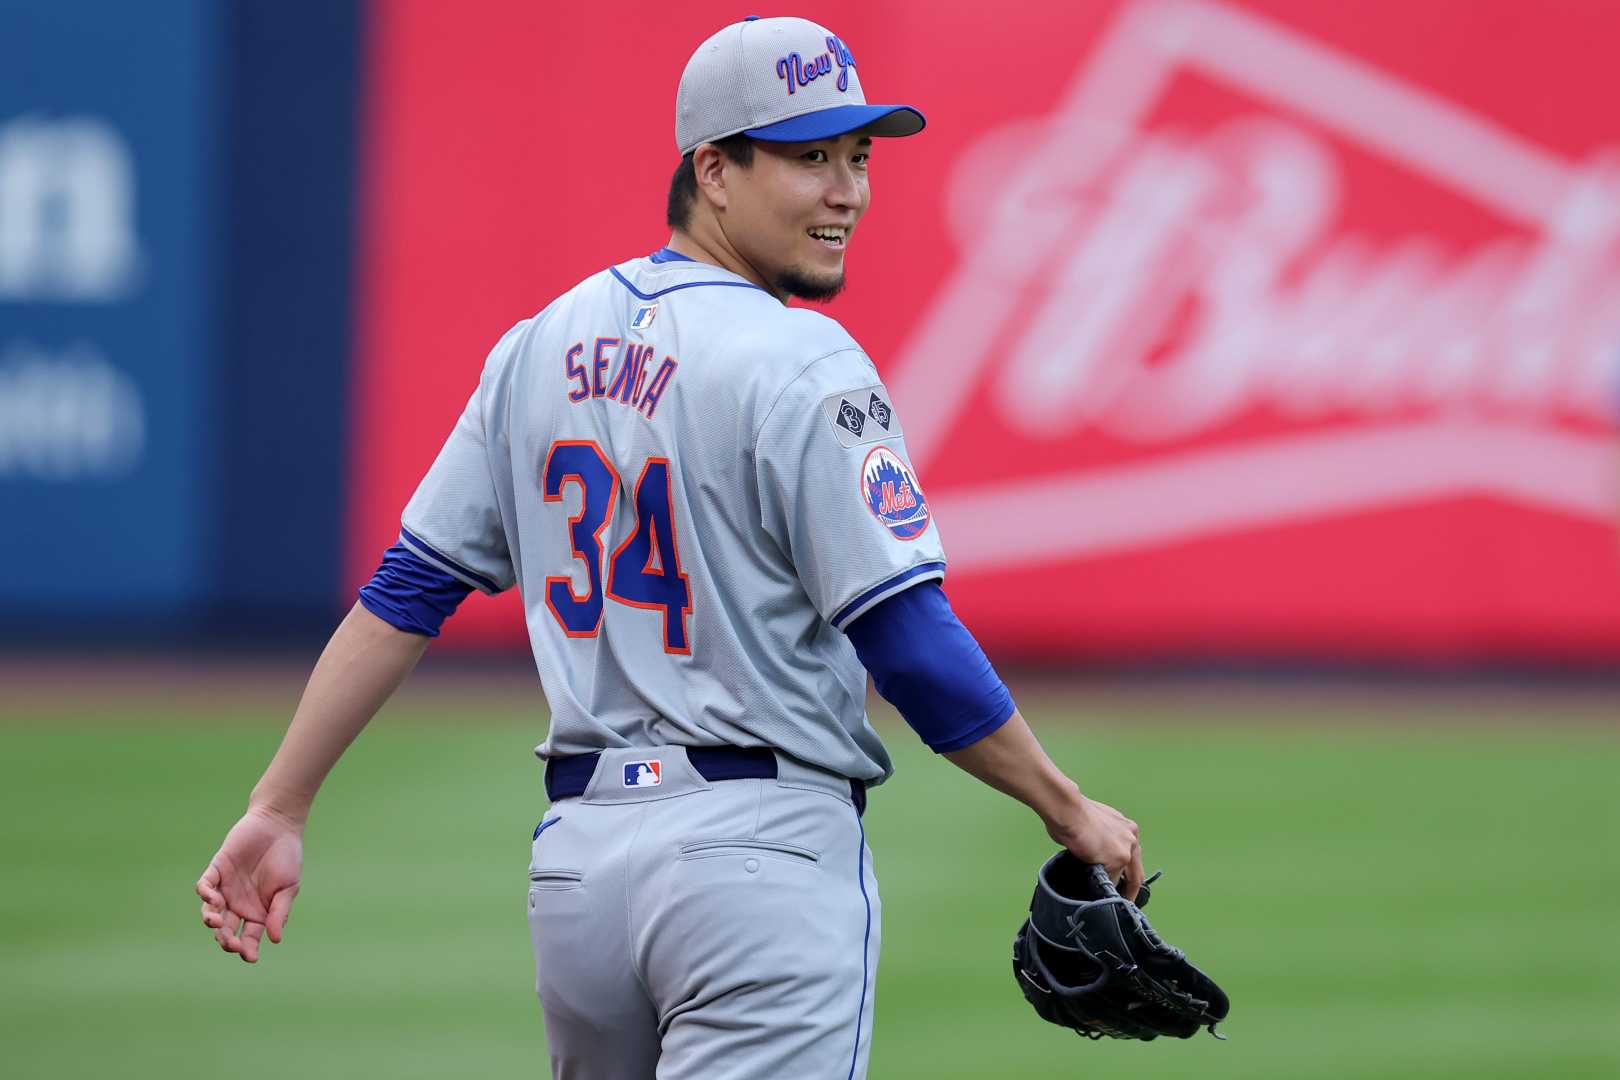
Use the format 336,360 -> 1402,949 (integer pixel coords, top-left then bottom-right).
677,838 -> 820,866
528,868 -> 585,891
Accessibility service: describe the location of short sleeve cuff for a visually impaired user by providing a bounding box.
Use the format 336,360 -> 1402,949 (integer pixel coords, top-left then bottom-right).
829,561 -> 946,630
398,525 -> 505,595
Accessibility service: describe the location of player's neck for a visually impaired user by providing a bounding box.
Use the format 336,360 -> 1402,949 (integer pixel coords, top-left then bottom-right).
664,231 -> 783,302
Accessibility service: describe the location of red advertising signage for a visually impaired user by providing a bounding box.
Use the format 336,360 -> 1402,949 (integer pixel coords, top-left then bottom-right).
350,0 -> 1620,661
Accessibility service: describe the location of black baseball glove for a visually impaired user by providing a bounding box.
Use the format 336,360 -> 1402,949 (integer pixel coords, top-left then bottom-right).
1012,851 -> 1230,1041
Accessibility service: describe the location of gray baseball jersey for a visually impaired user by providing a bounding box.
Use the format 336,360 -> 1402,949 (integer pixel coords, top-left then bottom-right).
398,251 -> 946,783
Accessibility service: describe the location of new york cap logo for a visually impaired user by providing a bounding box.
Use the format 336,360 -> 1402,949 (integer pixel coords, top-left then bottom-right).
675,17 -> 925,155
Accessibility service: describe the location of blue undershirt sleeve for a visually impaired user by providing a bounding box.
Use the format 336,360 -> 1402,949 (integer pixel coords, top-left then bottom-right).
843,581 -> 1015,753
358,540 -> 475,637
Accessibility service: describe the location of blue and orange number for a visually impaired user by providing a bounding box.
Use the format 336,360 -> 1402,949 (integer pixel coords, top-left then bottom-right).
607,458 -> 692,654
542,441 -> 691,653
542,441 -> 619,637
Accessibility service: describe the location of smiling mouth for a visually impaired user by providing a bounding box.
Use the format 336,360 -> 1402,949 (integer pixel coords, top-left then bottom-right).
807,226 -> 848,250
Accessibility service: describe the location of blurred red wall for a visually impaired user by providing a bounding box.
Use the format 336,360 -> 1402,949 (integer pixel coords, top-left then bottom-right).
349,0 -> 1620,662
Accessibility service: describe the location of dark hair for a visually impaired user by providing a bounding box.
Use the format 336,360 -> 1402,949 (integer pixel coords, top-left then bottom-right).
666,134 -> 756,230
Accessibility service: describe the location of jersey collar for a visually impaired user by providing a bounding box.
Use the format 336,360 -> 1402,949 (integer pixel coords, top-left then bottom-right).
609,248 -> 772,302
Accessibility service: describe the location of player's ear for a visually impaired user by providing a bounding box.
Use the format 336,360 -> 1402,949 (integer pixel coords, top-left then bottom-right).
691,143 -> 730,212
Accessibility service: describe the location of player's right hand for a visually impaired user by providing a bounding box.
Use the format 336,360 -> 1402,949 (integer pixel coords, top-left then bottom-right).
1046,795 -> 1144,903
195,805 -> 303,964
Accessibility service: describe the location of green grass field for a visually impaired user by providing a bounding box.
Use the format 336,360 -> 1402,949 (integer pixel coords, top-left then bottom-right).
2,678 -> 1617,1079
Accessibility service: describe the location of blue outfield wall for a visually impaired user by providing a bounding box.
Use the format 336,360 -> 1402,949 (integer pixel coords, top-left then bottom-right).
0,1 -> 361,642
212,1 -> 362,635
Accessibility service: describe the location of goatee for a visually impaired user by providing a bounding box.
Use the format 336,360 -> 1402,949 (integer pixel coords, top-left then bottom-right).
775,268 -> 845,304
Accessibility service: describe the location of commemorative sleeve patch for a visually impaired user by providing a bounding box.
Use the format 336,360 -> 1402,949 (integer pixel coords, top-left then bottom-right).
821,384 -> 901,447
860,445 -> 931,541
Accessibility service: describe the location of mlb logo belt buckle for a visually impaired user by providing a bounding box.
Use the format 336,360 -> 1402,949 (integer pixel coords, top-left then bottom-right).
623,759 -> 663,787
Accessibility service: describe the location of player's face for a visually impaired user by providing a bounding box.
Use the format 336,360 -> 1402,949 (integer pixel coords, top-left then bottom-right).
727,133 -> 871,302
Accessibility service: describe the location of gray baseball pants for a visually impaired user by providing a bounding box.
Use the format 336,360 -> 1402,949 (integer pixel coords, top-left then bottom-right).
525,745 -> 881,1079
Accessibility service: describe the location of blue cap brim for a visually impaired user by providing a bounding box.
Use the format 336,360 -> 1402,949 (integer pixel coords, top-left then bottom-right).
745,104 -> 926,143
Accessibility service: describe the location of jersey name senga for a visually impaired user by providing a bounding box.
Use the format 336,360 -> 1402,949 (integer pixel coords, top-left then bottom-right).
565,336 -> 679,420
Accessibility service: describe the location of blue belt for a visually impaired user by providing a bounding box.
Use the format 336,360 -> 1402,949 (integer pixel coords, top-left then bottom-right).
544,746 -> 866,816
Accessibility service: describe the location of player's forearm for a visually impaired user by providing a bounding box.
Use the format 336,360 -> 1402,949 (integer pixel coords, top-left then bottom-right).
249,601 -> 430,825
943,710 -> 1087,832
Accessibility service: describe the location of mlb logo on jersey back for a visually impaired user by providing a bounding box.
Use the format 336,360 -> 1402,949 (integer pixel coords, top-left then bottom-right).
860,445 -> 930,541
629,302 -> 658,331
623,760 -> 662,787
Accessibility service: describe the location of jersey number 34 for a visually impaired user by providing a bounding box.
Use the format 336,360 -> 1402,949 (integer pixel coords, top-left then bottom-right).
542,440 -> 692,654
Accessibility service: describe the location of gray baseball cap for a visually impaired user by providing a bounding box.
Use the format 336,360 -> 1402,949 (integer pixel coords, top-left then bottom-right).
675,16 -> 925,156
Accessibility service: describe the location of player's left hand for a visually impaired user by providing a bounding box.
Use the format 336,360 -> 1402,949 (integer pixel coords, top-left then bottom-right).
1044,793 -> 1144,902
195,805 -> 303,963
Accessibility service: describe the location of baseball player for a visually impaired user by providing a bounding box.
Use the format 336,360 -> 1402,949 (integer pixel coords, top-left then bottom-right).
196,16 -> 1143,1079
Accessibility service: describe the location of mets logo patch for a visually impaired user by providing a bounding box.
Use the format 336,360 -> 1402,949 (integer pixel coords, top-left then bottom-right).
860,445 -> 930,541
623,760 -> 662,787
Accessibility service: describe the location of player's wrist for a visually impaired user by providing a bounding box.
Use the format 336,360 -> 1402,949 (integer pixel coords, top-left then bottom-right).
1036,778 -> 1088,841
247,785 -> 313,829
